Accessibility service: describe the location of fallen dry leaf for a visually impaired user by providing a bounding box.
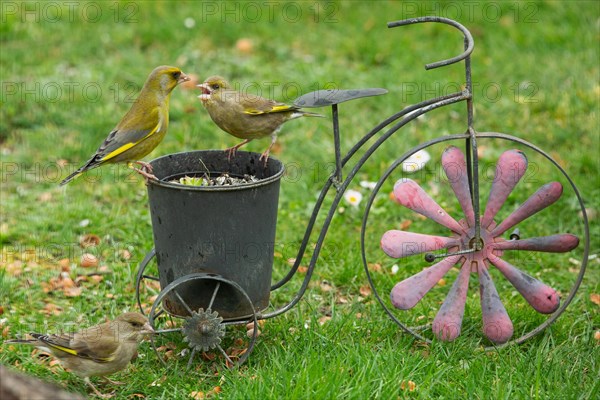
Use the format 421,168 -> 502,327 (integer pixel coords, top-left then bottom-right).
246,328 -> 261,338
594,331 -> 600,341
320,280 -> 333,292
190,391 -> 205,399
201,352 -> 217,361
119,249 -> 132,261
38,192 -> 53,202
437,279 -> 447,287
399,220 -> 412,230
318,316 -> 332,326
88,275 -> 104,284
64,286 -> 82,297
49,359 -> 61,367
41,303 -> 63,316
590,293 -> 600,305
298,266 -> 308,274
79,234 -> 101,248
368,263 -> 382,273
359,285 -> 372,297
80,253 -> 99,268
5,261 -> 24,276
236,38 -> 254,54
400,380 -> 416,391
58,258 -> 71,272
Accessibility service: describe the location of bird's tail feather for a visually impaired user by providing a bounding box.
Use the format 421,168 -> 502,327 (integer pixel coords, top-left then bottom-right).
301,111 -> 326,118
59,157 -> 99,186
5,338 -> 37,344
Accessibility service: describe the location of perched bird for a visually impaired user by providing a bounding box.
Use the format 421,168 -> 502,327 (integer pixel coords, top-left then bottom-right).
5,312 -> 154,398
198,76 -> 323,164
60,66 -> 190,186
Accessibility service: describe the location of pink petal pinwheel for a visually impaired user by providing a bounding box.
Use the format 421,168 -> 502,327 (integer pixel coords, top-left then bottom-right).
381,146 -> 579,344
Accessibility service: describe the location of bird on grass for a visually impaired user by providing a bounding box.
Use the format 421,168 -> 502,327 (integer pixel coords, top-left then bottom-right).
60,66 -> 190,186
5,312 -> 154,398
197,76 -> 323,164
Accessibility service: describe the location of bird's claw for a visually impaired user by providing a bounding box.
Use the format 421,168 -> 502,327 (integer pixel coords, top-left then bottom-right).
134,160 -> 154,174
225,147 -> 237,162
259,151 -> 270,167
129,163 -> 158,184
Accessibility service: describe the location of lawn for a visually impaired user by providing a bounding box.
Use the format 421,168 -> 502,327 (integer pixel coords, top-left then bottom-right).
1,1 -> 599,399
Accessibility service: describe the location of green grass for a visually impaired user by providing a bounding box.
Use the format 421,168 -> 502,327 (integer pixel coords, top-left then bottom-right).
1,1 -> 599,399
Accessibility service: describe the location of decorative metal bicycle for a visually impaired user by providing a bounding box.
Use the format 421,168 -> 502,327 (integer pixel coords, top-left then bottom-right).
135,17 -> 589,368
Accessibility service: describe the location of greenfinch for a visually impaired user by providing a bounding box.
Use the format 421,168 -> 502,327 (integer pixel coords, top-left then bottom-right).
6,312 -> 153,398
60,66 -> 190,186
198,76 -> 323,163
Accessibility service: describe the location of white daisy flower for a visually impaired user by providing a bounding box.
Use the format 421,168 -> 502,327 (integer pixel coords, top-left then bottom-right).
344,189 -> 363,208
401,149 -> 431,173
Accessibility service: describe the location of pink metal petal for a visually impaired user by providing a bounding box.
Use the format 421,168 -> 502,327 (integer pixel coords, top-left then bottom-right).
390,255 -> 461,310
432,260 -> 470,341
482,150 -> 528,228
442,146 -> 475,227
493,233 -> 579,253
381,230 -> 460,258
479,266 -> 513,343
488,254 -> 560,314
491,182 -> 563,237
393,178 -> 464,233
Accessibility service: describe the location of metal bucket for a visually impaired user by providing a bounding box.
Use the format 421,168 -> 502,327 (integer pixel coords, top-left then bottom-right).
146,150 -> 284,320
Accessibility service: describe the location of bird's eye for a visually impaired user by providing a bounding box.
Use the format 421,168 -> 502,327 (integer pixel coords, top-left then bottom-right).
211,84 -> 220,90
131,322 -> 142,327
173,71 -> 181,80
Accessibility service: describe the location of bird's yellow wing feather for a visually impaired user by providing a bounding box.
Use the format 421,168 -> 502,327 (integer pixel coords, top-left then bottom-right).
97,104 -> 163,162
99,125 -> 159,162
33,333 -> 115,363
243,104 -> 295,115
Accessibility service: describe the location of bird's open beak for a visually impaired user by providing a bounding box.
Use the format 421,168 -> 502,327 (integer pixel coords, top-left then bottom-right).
178,72 -> 191,84
142,322 -> 155,336
197,83 -> 212,101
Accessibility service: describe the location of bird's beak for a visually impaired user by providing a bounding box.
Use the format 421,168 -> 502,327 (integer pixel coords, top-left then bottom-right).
197,83 -> 212,101
178,72 -> 191,85
142,322 -> 155,336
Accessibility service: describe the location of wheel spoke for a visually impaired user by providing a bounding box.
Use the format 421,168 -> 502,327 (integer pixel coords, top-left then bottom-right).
393,178 -> 464,233
381,230 -> 460,258
143,275 -> 160,281
390,254 -> 461,310
432,259 -> 470,341
217,344 -> 235,367
481,150 -> 528,228
491,182 -> 563,237
488,254 -> 560,314
479,266 -> 513,344
442,146 -> 475,227
493,233 -> 579,253
207,282 -> 221,311
174,290 -> 194,316
155,328 -> 183,334
186,348 -> 197,370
